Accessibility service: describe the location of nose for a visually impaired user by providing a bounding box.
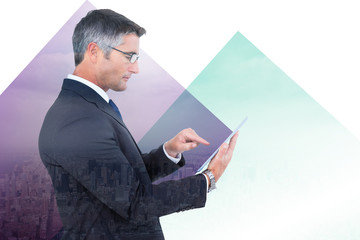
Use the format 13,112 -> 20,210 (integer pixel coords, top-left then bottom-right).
129,61 -> 139,74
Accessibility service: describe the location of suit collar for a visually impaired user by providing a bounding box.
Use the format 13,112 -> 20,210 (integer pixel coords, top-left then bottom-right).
66,74 -> 109,103
62,79 -> 126,128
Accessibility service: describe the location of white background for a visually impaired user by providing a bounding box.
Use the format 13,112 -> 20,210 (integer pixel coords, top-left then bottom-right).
1,0 -> 359,141
1,1 -> 359,239
1,0 -> 359,140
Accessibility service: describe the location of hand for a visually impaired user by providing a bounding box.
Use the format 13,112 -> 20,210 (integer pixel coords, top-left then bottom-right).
164,128 -> 210,158
208,131 -> 239,182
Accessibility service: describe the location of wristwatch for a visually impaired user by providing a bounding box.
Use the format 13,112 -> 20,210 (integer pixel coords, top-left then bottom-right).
204,170 -> 216,192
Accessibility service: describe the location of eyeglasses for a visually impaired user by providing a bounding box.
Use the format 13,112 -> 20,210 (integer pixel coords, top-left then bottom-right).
109,46 -> 139,64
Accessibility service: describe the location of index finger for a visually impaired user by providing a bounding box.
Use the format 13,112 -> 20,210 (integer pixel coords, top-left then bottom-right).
184,131 -> 210,146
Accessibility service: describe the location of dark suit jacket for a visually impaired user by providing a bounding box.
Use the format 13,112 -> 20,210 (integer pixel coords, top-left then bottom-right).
39,79 -> 207,240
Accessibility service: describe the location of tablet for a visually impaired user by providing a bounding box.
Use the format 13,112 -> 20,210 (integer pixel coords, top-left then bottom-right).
196,116 -> 248,174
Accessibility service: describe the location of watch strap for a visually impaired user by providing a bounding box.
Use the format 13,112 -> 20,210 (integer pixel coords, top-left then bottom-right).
204,170 -> 216,192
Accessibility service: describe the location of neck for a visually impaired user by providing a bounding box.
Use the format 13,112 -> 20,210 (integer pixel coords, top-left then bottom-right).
73,65 -> 108,92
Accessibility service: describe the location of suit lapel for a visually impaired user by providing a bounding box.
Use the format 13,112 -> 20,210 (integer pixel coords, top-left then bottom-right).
61,79 -> 147,181
62,79 -> 130,136
95,100 -> 143,155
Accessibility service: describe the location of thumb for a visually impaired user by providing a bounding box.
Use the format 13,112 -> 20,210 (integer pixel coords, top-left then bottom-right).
209,143 -> 228,167
218,142 -> 229,158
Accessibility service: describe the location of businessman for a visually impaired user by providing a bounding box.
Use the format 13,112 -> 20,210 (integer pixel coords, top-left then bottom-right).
39,9 -> 238,240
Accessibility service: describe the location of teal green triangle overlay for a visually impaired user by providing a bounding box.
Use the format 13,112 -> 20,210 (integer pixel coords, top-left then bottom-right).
161,31 -> 360,239
187,31 -> 333,129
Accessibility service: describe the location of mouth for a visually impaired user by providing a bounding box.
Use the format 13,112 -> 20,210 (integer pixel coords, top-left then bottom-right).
123,76 -> 131,81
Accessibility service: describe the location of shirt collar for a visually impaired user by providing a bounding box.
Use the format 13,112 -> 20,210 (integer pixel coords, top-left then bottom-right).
67,74 -> 110,103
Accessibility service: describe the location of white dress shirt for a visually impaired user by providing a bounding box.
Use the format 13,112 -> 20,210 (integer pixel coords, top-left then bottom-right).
66,74 -> 182,164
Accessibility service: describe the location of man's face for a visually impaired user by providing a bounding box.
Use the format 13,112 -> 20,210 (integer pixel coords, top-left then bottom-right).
97,33 -> 140,92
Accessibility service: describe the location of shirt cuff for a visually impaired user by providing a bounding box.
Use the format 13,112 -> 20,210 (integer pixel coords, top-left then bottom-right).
163,143 -> 182,164
202,173 -> 209,193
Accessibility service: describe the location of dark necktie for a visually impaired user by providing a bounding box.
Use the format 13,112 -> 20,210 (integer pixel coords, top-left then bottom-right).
109,99 -> 123,120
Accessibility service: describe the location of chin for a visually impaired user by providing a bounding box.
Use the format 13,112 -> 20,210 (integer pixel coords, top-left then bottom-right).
113,85 -> 127,92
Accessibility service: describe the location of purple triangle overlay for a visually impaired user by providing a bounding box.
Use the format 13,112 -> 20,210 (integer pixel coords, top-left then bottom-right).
0,2 -> 230,239
138,90 -> 231,184
0,2 -> 96,238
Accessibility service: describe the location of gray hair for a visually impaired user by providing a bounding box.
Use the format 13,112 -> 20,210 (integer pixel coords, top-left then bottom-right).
72,9 -> 146,66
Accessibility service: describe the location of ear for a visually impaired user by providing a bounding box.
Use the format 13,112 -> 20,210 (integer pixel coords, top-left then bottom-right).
87,42 -> 99,63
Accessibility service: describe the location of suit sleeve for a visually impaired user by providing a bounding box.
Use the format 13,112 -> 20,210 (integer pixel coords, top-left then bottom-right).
141,146 -> 185,182
39,114 -> 207,225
